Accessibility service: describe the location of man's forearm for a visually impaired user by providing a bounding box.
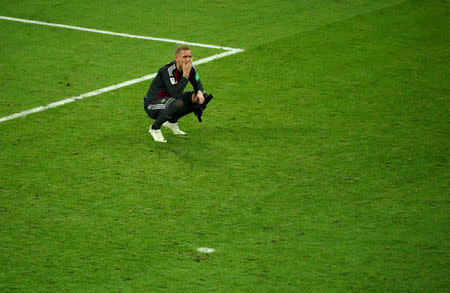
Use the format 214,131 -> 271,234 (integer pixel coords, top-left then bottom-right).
168,77 -> 189,98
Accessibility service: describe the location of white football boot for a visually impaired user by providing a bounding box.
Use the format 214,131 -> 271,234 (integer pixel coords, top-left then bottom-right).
149,127 -> 167,143
163,122 -> 186,135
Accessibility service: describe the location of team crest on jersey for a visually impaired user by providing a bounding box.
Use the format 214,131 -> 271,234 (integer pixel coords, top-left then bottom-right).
170,77 -> 176,85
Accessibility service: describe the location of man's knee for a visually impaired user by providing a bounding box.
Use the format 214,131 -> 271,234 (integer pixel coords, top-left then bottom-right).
177,91 -> 195,105
171,99 -> 185,111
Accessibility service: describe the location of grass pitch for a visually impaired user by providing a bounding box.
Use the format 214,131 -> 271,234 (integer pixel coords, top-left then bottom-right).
0,0 -> 449,291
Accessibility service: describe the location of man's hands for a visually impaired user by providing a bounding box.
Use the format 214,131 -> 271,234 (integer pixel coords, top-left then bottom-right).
179,53 -> 203,104
182,60 -> 192,79
196,91 -> 205,104
191,90 -> 205,104
193,92 -> 213,123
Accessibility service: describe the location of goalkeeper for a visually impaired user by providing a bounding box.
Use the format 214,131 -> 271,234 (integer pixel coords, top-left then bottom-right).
143,45 -> 206,143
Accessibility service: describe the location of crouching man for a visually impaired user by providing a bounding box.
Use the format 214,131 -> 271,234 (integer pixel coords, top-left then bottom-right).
143,45 -> 205,142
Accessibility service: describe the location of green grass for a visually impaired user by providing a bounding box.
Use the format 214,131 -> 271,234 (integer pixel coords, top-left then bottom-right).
0,0 -> 449,291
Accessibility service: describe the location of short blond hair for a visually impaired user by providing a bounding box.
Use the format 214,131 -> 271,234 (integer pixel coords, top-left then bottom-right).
175,45 -> 191,56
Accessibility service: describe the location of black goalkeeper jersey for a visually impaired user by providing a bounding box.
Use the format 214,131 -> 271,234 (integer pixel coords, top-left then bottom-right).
144,61 -> 204,104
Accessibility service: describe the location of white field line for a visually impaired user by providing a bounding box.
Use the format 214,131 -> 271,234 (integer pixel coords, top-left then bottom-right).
0,16 -> 243,51
0,16 -> 244,123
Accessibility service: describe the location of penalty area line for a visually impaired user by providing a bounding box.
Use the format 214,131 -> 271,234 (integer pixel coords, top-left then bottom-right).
0,50 -> 243,124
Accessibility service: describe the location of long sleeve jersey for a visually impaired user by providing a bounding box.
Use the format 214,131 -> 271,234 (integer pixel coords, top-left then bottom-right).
144,61 -> 204,104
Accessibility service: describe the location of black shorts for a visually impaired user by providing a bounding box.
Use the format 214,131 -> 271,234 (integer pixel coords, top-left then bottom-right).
144,91 -> 194,119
